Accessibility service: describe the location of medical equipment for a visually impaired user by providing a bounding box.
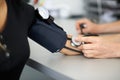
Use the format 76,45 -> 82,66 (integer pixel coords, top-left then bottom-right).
71,24 -> 99,47
29,7 -> 82,53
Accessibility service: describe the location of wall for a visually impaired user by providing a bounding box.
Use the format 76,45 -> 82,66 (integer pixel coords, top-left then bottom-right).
49,0 -> 85,15
29,0 -> 85,15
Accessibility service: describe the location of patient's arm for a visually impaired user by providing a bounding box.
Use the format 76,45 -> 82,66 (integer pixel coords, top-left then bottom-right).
60,35 -> 82,56
29,10 -> 82,55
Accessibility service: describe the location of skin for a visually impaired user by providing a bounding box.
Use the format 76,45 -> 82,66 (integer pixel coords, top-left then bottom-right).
60,35 -> 82,56
76,18 -> 120,34
0,0 -> 7,32
75,18 -> 120,58
0,0 -> 81,56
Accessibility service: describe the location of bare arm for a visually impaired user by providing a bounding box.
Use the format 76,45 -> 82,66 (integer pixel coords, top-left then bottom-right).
76,19 -> 120,34
98,21 -> 120,34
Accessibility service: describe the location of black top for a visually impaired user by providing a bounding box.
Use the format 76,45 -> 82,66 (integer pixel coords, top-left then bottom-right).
0,0 -> 35,79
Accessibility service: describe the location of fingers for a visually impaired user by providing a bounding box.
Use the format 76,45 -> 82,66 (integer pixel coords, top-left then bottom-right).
76,18 -> 89,29
82,49 -> 108,58
76,18 -> 89,33
75,36 -> 98,43
83,50 -> 111,59
75,36 -> 103,58
67,34 -> 72,38
78,44 -> 96,50
82,50 -> 100,58
78,43 -> 112,58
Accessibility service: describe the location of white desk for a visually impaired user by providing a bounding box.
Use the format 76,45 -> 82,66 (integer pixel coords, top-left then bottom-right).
28,19 -> 120,80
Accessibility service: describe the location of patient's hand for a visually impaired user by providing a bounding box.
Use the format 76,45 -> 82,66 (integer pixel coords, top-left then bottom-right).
60,35 -> 82,56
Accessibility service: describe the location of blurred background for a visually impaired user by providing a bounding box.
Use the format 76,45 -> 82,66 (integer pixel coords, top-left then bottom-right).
23,0 -> 120,23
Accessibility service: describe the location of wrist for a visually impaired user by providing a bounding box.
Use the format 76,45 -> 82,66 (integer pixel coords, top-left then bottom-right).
60,35 -> 82,55
94,24 -> 105,34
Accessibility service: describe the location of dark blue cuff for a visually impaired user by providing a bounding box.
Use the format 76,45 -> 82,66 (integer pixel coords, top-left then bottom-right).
28,19 -> 67,53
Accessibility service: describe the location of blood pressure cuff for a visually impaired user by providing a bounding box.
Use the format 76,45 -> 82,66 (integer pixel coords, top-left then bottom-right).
28,19 -> 67,53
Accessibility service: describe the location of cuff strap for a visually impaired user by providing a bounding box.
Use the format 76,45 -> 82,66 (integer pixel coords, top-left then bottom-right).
64,46 -> 83,54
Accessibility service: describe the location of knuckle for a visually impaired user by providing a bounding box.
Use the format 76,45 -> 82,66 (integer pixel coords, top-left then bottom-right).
83,51 -> 92,58
83,51 -> 95,58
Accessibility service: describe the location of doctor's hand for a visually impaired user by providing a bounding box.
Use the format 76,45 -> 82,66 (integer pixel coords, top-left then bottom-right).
75,35 -> 120,58
76,18 -> 101,34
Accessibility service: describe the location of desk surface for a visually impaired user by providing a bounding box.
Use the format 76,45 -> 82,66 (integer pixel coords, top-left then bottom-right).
28,19 -> 120,80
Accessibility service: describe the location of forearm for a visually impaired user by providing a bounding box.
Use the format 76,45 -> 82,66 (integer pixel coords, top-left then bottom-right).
101,33 -> 120,43
98,21 -> 120,34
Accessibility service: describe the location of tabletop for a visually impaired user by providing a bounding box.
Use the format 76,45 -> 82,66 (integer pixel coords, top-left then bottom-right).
27,19 -> 120,80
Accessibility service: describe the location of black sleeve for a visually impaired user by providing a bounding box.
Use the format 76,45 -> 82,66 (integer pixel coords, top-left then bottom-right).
0,36 -> 10,65
0,49 -> 9,65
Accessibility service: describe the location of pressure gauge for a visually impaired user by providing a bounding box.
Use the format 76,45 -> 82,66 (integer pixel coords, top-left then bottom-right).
38,7 -> 50,19
36,7 -> 54,23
